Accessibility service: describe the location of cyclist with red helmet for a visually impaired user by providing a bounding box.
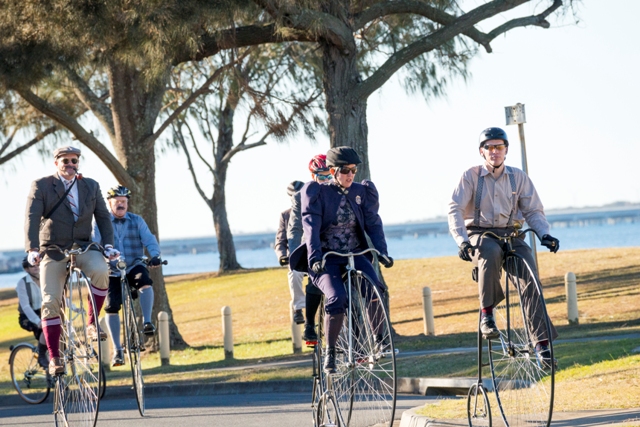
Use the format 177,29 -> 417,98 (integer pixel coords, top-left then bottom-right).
290,147 -> 393,373
448,127 -> 560,366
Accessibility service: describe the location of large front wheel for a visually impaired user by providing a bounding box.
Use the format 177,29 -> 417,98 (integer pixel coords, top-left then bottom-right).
55,271 -> 101,427
332,271 -> 397,427
488,255 -> 555,427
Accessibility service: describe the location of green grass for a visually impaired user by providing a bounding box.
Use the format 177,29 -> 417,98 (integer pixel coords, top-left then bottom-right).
1,247 -> 639,415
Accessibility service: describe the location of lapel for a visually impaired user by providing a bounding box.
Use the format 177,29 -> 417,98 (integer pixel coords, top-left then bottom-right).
77,178 -> 91,217
53,173 -> 73,213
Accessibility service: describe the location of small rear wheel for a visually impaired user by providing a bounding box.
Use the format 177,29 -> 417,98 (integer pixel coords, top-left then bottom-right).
467,383 -> 491,426
9,343 -> 50,404
316,393 -> 342,427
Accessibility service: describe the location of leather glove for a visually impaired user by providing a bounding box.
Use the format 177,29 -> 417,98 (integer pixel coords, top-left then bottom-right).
540,234 -> 560,253
103,245 -> 120,260
311,261 -> 325,275
380,255 -> 394,268
149,256 -> 162,267
279,256 -> 289,267
27,250 -> 41,266
458,241 -> 474,262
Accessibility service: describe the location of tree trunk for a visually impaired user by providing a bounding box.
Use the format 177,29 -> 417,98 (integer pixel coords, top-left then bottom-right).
213,101 -> 242,272
320,40 -> 371,182
108,61 -> 187,348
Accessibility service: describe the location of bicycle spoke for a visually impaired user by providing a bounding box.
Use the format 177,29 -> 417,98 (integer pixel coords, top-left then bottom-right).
123,286 -> 145,416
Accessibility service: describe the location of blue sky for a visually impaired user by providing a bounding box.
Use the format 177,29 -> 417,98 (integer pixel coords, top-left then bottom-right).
1,1 -> 638,251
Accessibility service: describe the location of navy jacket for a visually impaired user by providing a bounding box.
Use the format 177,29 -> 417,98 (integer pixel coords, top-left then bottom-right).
290,180 -> 388,272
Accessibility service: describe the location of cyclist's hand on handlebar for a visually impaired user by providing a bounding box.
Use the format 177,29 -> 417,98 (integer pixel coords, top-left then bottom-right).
311,261 -> 325,275
458,241 -> 474,262
149,256 -> 163,268
103,245 -> 120,260
541,234 -> 560,253
279,256 -> 289,267
27,250 -> 41,266
380,255 -> 394,268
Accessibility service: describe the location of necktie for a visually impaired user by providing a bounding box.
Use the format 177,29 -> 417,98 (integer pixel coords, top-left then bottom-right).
64,179 -> 79,221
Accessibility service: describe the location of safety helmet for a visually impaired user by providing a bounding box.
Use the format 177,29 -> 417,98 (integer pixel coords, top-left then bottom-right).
287,181 -> 304,197
326,147 -> 362,167
22,256 -> 31,269
479,127 -> 509,148
106,185 -> 132,199
308,154 -> 329,174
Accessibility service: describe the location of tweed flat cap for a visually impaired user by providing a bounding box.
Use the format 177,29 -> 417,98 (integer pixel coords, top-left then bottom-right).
53,146 -> 82,159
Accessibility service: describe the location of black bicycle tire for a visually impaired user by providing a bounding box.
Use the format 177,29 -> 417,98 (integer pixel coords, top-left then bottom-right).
316,392 -> 342,427
488,253 -> 555,427
9,343 -> 50,404
122,280 -> 145,416
467,382 -> 491,427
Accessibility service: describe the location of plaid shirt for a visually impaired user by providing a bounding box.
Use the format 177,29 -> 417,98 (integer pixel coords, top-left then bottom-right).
92,212 -> 160,276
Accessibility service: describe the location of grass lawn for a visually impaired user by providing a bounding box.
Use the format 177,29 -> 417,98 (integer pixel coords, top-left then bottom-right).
1,247 -> 639,414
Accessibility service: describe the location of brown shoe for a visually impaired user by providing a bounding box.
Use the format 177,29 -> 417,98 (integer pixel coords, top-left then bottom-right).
49,357 -> 65,376
87,323 -> 107,341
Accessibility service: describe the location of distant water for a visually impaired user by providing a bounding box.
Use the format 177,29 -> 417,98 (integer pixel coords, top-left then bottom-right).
1,221 -> 638,290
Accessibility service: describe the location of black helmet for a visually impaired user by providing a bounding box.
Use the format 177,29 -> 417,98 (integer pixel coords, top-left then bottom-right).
287,181 -> 304,197
326,147 -> 362,167
106,185 -> 131,199
22,256 -> 31,269
479,127 -> 509,147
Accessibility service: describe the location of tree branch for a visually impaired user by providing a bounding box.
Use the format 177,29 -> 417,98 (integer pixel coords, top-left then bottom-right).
486,0 -> 562,41
173,122 -> 212,207
0,126 -> 58,165
15,87 -> 132,187
58,63 -> 116,140
353,0 -> 559,100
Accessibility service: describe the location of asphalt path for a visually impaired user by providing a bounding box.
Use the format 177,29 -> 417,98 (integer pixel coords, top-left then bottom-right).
0,392 -> 427,426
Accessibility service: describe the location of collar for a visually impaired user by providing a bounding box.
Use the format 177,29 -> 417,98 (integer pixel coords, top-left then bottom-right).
481,162 -> 507,178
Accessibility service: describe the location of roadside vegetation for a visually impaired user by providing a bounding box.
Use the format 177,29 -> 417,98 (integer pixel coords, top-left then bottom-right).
1,247 -> 638,414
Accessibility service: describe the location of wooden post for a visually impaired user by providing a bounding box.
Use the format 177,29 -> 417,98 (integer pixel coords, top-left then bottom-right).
564,272 -> 579,324
222,306 -> 234,359
422,287 -> 435,336
158,311 -> 170,366
290,301 -> 302,354
98,316 -> 110,371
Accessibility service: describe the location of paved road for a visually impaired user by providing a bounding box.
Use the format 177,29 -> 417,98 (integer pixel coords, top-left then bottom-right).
0,392 -> 427,426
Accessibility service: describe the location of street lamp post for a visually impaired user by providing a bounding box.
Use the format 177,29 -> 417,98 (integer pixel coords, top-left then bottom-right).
505,103 -> 538,267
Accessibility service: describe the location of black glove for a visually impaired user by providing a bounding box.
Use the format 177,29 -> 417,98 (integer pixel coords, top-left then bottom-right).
540,234 -> 560,253
311,261 -> 325,275
149,256 -> 162,267
380,255 -> 394,268
458,241 -> 474,262
279,256 -> 289,267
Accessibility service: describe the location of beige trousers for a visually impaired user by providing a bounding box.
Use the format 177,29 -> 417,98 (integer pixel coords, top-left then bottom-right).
40,248 -> 109,319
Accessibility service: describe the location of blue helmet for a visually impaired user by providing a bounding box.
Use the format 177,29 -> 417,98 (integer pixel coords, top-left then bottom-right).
479,127 -> 509,148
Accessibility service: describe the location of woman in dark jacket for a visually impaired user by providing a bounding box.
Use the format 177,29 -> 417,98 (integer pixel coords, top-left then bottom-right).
294,146 -> 393,373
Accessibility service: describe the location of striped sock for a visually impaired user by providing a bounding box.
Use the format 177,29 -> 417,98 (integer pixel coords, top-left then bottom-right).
42,317 -> 62,359
88,285 -> 108,325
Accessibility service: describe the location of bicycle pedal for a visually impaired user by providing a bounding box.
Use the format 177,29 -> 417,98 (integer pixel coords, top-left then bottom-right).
305,340 -> 318,347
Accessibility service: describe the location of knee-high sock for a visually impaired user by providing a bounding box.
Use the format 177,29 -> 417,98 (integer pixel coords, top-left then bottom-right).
324,313 -> 345,348
42,317 -> 62,360
305,293 -> 322,326
138,287 -> 155,324
88,284 -> 108,326
106,313 -> 122,351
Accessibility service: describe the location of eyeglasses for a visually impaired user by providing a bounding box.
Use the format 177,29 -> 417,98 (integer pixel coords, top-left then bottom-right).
61,158 -> 79,164
337,166 -> 357,175
483,144 -> 506,152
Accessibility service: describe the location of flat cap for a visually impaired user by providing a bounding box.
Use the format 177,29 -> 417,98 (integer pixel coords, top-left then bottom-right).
53,146 -> 82,159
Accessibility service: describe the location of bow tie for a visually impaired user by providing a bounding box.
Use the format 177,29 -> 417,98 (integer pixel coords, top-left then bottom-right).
114,218 -> 126,224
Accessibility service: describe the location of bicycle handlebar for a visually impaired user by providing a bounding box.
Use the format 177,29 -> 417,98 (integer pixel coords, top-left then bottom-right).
116,256 -> 168,271
320,248 -> 384,269
470,228 -> 543,252
43,242 -> 103,257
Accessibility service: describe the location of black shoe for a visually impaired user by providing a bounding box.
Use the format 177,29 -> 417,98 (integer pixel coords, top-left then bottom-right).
303,323 -> 318,342
323,347 -> 336,374
37,343 -> 49,370
293,309 -> 305,325
535,343 -> 557,370
480,315 -> 500,339
112,349 -> 125,367
143,322 -> 156,336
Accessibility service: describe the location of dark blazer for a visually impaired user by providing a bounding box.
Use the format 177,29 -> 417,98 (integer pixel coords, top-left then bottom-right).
25,173 -> 114,261
274,208 -> 291,259
290,180 -> 388,272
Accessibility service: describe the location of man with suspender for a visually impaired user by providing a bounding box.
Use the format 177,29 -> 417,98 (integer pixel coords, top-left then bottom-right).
448,127 -> 560,364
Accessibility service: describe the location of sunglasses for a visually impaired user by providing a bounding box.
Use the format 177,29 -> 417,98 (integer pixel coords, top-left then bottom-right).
61,158 -> 79,164
316,174 -> 332,181
337,166 -> 357,175
483,144 -> 506,152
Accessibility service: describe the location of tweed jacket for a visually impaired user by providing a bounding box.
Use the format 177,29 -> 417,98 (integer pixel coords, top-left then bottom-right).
25,173 -> 114,261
